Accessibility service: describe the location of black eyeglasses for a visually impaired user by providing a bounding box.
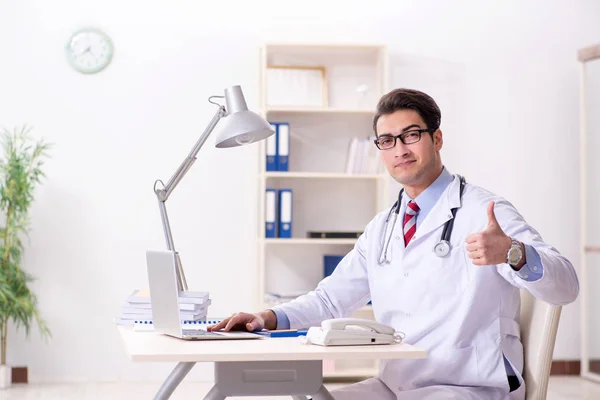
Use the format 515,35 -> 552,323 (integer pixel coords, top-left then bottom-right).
374,128 -> 435,150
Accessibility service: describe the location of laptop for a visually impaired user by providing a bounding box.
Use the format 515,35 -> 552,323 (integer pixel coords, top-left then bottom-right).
146,249 -> 262,340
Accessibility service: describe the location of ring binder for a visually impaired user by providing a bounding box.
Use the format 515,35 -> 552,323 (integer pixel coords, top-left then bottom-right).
278,189 -> 292,238
277,122 -> 289,171
266,123 -> 278,171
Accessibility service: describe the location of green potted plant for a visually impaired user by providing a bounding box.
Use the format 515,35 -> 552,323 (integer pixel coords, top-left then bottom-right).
0,126 -> 51,388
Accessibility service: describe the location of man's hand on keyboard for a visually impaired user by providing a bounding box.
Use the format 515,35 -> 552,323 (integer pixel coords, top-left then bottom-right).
207,310 -> 277,332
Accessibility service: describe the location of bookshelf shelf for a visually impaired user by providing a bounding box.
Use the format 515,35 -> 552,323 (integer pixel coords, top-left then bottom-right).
265,107 -> 375,115
264,172 -> 385,180
263,238 -> 358,245
257,42 -> 389,380
263,43 -> 385,51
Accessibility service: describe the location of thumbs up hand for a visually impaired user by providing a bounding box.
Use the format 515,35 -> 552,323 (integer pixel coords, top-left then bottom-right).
465,201 -> 512,266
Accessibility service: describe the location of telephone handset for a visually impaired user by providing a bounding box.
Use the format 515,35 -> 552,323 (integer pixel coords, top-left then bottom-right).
302,318 -> 405,346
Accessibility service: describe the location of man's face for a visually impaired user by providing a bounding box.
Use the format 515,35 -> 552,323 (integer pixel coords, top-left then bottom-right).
376,109 -> 443,187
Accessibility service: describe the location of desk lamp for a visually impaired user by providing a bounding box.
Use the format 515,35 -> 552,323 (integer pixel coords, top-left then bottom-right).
153,85 -> 273,291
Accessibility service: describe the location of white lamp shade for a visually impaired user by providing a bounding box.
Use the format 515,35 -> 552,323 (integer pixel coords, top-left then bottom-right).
215,85 -> 275,148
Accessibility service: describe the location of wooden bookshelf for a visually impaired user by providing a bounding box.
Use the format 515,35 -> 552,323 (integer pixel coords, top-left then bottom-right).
256,43 -> 389,380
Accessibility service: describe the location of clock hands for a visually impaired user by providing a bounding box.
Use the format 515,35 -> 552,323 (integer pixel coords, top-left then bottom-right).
75,45 -> 91,56
67,29 -> 112,73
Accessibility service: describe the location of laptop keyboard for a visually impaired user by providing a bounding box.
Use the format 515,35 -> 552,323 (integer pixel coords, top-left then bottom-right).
182,329 -> 222,337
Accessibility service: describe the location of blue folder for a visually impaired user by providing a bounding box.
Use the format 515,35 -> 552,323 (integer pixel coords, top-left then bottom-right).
277,122 -> 289,171
266,123 -> 278,171
265,188 -> 277,238
324,255 -> 345,278
278,189 -> 292,238
255,329 -> 308,338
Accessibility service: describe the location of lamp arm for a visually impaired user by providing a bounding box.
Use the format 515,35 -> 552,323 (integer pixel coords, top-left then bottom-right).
153,104 -> 226,291
157,105 -> 227,201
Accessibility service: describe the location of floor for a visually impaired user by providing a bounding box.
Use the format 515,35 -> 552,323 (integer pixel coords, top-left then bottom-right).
0,376 -> 599,399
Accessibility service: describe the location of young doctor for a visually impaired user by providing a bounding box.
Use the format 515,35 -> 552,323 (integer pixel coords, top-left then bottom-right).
209,88 -> 579,399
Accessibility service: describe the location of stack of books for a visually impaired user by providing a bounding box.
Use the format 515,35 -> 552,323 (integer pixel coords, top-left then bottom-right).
345,136 -> 384,174
116,289 -> 211,325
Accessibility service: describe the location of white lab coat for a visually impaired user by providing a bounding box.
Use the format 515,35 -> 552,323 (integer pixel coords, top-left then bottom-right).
273,175 -> 579,400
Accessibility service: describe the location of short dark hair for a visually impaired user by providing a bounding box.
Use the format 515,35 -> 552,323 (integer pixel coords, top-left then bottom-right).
373,88 -> 441,134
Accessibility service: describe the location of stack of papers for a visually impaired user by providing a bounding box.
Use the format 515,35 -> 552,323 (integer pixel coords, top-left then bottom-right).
116,289 -> 211,325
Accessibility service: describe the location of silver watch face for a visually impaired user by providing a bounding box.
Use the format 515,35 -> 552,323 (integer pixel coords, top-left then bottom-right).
508,246 -> 522,265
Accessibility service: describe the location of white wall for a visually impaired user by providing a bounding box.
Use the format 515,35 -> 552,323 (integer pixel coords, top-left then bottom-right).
1,0 -> 598,382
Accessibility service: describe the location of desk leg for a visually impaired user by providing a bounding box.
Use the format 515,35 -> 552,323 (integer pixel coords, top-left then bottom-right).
153,361 -> 196,400
311,385 -> 335,400
203,385 -> 226,400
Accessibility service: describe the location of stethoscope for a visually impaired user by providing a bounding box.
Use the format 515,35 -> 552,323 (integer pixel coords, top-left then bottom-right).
378,174 -> 466,265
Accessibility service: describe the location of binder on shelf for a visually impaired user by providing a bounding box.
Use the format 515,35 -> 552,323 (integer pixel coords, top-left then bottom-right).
266,123 -> 278,171
278,189 -> 292,238
324,255 -> 345,278
265,188 -> 277,238
277,122 -> 290,171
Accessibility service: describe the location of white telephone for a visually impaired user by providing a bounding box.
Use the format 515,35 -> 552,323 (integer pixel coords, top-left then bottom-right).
303,318 -> 404,346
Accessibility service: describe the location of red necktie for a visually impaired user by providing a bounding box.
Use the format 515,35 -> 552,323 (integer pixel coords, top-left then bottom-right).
403,201 -> 420,246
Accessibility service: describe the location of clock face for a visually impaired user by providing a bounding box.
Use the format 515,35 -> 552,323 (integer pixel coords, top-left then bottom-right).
66,28 -> 113,74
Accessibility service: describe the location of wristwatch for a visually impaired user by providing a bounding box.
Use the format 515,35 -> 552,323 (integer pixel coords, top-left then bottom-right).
506,238 -> 523,267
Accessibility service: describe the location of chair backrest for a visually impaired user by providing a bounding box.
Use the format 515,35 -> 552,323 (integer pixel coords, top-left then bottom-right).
519,289 -> 562,400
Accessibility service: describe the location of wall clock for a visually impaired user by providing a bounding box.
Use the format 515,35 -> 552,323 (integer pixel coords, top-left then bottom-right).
65,28 -> 113,74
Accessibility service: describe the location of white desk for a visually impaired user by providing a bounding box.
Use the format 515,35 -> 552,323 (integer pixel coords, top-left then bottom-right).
117,325 -> 427,400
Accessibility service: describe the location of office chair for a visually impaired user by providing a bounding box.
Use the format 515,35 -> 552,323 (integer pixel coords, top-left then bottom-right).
519,289 -> 563,400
